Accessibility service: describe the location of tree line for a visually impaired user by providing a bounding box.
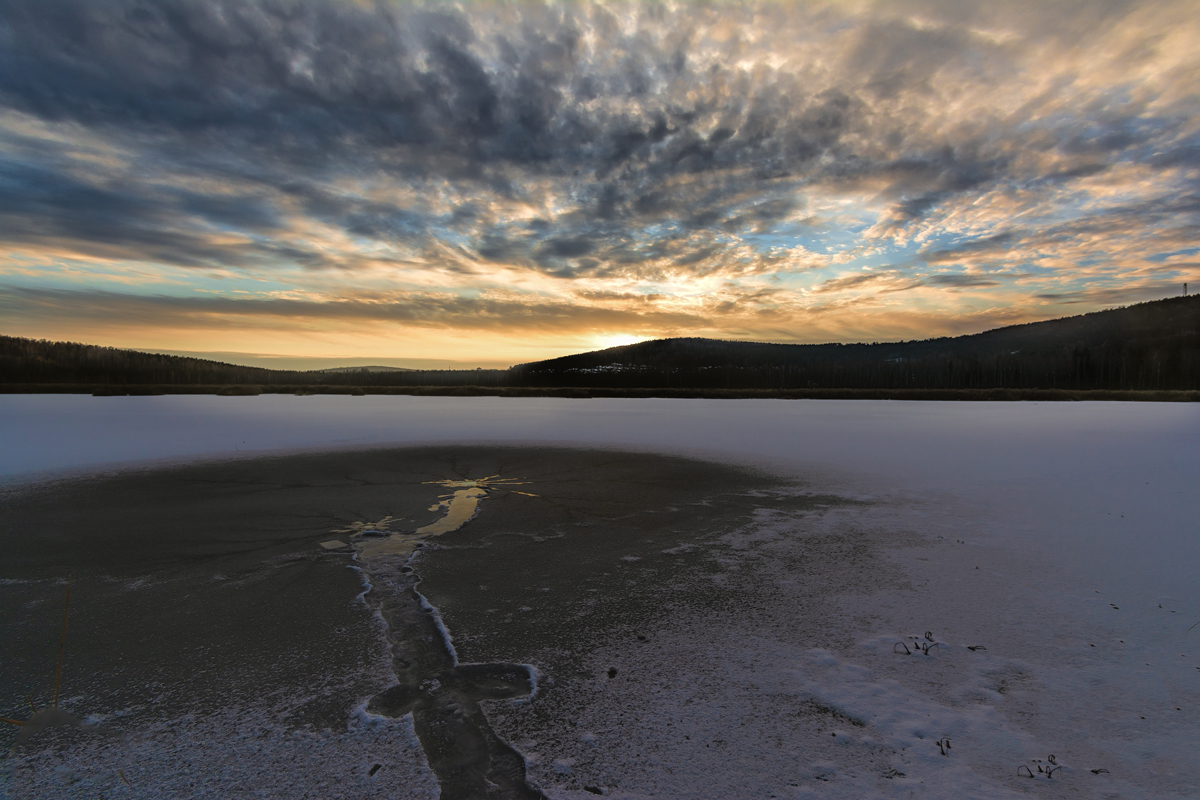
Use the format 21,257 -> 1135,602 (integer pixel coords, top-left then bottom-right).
0,338 -> 510,387
2,295 -> 1197,391
511,295 -> 1200,391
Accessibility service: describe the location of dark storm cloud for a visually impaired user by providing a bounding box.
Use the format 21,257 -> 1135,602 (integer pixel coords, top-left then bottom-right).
0,152 -> 377,269
0,0 -> 1197,327
0,1 -> 998,268
0,154 -> 280,266
0,0 -> 612,170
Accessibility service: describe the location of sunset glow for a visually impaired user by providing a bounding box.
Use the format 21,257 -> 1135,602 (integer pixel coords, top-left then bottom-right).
2,1 -> 1198,366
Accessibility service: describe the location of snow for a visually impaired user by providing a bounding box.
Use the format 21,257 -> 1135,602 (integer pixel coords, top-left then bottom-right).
3,395 -> 1195,601
7,706 -> 437,799
2,394 -> 1198,797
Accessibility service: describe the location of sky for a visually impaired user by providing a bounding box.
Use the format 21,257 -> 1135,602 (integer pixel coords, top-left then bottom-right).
1,0 -> 1198,368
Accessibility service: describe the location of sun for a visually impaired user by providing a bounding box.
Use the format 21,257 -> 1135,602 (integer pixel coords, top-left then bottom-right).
593,333 -> 647,349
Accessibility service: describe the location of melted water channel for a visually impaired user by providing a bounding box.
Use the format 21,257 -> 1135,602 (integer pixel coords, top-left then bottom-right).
333,477 -> 546,800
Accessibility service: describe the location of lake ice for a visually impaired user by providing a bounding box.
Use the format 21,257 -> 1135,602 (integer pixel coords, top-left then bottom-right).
2,395 -> 1197,798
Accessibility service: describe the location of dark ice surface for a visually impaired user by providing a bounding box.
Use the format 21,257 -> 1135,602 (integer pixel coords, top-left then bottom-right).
1,446 -> 852,798
4,400 -> 1198,799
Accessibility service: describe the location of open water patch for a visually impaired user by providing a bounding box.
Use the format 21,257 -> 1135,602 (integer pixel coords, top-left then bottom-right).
343,475 -> 547,799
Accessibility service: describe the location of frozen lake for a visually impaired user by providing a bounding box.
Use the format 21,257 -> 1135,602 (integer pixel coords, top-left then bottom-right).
3,395 -> 1198,798
3,394 -> 1197,602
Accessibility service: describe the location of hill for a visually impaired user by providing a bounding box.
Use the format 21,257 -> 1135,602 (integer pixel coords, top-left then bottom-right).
315,365 -> 414,374
512,295 -> 1200,391
2,295 -> 1197,392
0,338 -> 506,388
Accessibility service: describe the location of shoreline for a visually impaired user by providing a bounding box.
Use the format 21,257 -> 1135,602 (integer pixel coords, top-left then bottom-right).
2,383 -> 1198,401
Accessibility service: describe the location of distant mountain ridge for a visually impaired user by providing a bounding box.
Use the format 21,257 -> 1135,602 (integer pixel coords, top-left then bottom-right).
512,295 -> 1200,391
2,294 -> 1197,391
0,338 -> 502,387
315,365 -> 414,374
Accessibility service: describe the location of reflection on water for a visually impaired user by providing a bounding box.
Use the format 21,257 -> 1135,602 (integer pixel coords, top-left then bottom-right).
363,577 -> 544,800
334,476 -> 535,558
416,485 -> 488,535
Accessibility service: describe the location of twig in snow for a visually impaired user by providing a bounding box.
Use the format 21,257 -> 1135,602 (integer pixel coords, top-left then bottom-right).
895,638 -> 940,655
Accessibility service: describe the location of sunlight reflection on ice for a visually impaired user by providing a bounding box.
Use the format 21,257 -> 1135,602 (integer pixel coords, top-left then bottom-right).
335,476 -> 536,558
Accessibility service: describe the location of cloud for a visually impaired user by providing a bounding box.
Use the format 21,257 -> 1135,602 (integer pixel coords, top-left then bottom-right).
812,272 -> 896,295
1033,282 -> 1187,305
923,234 -> 1018,264
0,0 -> 1198,355
924,274 -> 1002,288
0,284 -> 704,335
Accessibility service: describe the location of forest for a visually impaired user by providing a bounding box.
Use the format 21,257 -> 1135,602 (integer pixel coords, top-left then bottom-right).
513,295 -> 1200,391
0,339 -> 509,388
2,295 -> 1197,392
